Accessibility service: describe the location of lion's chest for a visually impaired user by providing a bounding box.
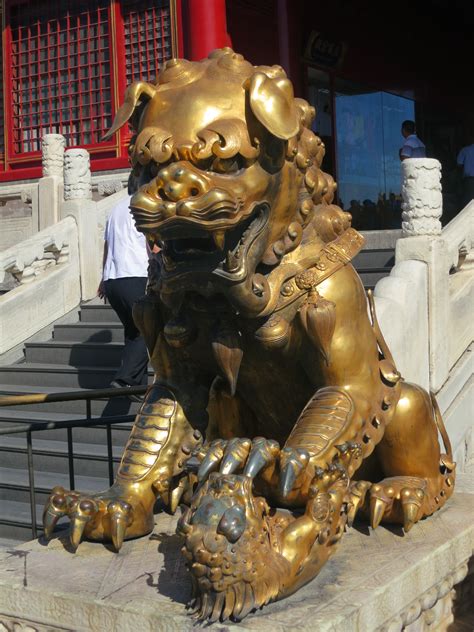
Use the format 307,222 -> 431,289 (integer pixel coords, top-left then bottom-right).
231,329 -> 320,444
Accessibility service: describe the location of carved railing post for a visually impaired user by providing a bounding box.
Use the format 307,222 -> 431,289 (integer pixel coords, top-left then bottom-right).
397,158 -> 448,391
38,134 -> 66,230
401,158 -> 442,237
64,148 -> 92,200
42,134 -> 66,177
61,147 -> 98,300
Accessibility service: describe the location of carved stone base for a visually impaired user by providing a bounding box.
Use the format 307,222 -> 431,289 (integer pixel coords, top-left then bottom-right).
0,475 -> 472,631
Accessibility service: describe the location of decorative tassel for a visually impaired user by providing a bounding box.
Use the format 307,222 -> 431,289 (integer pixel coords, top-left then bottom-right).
299,289 -> 336,365
211,321 -> 243,397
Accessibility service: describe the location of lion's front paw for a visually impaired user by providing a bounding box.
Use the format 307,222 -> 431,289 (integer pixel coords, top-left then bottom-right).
196,438 -> 360,506
43,484 -> 156,550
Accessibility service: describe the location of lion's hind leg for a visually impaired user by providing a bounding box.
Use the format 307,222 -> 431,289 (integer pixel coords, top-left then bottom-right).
367,382 -> 455,531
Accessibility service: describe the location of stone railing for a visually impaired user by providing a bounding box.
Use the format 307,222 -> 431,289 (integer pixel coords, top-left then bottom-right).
0,139 -> 129,356
374,158 -> 474,468
0,134 -> 128,252
0,182 -> 40,251
0,216 -> 80,354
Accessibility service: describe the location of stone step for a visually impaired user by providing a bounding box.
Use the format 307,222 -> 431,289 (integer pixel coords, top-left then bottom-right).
0,435 -> 122,478
24,341 -> 125,367
357,269 -> 393,288
0,385 -> 141,416
0,499 -> 45,541
0,466 -> 109,506
0,410 -> 133,445
53,322 -> 124,343
353,248 -> 395,269
79,304 -> 120,323
0,363 -> 152,389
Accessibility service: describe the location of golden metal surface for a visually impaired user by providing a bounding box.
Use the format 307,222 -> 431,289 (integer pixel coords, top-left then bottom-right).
44,48 -> 455,623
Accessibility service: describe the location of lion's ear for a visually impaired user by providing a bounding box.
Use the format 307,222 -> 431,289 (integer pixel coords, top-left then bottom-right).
102,81 -> 157,140
246,72 -> 299,140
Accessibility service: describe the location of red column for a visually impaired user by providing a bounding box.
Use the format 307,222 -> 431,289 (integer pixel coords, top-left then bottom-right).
183,0 -> 229,60
277,0 -> 303,96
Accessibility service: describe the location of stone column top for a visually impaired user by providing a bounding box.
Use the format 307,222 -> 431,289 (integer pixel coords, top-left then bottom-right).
401,157 -> 442,237
41,134 -> 66,178
64,148 -> 92,200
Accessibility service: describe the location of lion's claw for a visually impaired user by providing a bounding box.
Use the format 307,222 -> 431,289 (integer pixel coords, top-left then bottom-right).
243,437 -> 279,477
70,499 -> 97,548
107,500 -> 133,550
279,447 -> 310,498
347,480 -> 371,527
43,486 -> 153,551
198,437 -> 280,481
197,439 -> 226,481
367,477 -> 427,531
220,437 -> 252,475
400,487 -> 425,532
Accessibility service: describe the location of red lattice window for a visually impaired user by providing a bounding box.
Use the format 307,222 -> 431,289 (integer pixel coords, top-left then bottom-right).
122,0 -> 172,84
7,0 -> 113,156
1,0 -> 177,179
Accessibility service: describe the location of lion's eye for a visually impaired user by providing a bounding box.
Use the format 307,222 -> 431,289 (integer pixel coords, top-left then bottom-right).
210,157 -> 241,174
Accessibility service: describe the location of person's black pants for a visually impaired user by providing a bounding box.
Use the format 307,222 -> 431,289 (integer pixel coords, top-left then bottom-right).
104,277 -> 148,386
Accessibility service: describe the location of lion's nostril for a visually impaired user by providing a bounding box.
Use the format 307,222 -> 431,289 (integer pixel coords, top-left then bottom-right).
190,187 -> 200,197
158,187 -> 166,199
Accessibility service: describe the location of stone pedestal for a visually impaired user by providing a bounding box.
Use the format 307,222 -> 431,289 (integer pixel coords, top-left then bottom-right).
0,476 -> 472,631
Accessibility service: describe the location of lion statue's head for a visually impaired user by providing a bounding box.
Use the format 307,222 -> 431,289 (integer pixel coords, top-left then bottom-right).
105,48 -> 350,314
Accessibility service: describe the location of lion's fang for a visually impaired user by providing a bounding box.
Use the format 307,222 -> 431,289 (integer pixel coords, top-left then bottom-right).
212,230 -> 226,250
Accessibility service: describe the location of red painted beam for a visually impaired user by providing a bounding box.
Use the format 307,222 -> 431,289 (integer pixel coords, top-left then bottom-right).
184,0 -> 229,60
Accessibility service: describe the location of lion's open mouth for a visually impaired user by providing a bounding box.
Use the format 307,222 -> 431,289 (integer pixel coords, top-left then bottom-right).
156,202 -> 269,275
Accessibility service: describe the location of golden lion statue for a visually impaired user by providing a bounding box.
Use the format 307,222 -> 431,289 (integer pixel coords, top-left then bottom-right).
43,49 -> 455,622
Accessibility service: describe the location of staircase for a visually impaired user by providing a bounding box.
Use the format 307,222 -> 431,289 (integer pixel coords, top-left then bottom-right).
0,301 -> 145,543
353,247 -> 395,290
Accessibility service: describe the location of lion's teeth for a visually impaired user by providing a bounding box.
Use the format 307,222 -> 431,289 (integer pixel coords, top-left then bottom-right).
224,251 -> 239,272
212,230 -> 226,250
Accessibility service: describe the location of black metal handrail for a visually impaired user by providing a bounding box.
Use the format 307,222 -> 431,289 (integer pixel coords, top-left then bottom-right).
0,385 -> 148,539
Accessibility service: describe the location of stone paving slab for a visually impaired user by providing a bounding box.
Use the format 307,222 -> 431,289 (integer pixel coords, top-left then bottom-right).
0,476 -> 472,632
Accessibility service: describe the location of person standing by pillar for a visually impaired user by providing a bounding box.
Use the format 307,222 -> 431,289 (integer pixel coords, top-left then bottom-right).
98,194 -> 149,398
457,139 -> 474,209
399,120 -> 426,161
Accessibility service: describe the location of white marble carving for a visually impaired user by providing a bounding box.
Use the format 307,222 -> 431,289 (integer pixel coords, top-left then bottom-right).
0,217 -> 80,355
401,158 -> 442,236
64,149 -> 92,200
0,219 -> 73,286
97,180 -> 124,197
41,134 -> 66,178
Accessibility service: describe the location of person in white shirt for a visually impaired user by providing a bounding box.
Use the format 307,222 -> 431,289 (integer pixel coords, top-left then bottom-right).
457,142 -> 474,208
98,194 -> 150,395
399,120 -> 426,161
